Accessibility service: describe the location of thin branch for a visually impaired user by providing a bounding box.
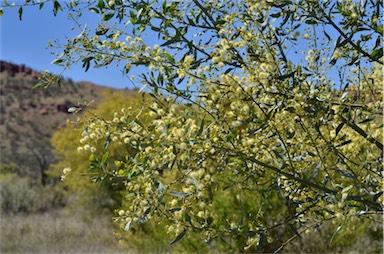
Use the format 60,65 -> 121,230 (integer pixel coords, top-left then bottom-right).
340,115 -> 383,151
323,14 -> 383,65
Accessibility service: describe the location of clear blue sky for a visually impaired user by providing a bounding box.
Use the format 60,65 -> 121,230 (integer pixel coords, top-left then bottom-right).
0,2 -> 136,89
1,2 -> 370,91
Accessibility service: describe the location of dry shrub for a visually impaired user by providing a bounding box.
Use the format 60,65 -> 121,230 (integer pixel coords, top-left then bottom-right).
0,172 -> 66,214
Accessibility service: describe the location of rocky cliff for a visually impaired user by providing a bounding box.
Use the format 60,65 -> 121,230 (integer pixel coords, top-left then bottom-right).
0,60 -> 40,79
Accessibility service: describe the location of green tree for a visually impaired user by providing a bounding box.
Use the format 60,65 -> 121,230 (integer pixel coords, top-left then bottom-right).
3,0 -> 382,252
50,90 -> 141,212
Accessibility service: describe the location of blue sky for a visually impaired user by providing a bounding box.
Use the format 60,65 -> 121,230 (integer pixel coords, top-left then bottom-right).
0,2 -> 335,92
0,2 -> 136,89
1,2 -> 375,92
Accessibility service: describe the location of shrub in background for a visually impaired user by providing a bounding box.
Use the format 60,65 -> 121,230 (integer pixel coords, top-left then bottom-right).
0,164 -> 66,214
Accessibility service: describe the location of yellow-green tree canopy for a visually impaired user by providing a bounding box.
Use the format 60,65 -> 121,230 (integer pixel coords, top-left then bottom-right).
4,0 -> 382,252
50,90 -> 141,210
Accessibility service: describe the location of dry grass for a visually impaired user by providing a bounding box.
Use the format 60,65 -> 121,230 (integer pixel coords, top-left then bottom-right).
0,209 -> 127,253
1,209 -> 382,254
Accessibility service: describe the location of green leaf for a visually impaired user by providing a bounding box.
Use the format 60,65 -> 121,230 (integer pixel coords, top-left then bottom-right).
370,47 -> 383,61
186,16 -> 195,26
53,0 -> 62,16
169,191 -> 190,198
101,152 -> 109,166
358,117 -> 375,124
226,131 -> 235,142
164,52 -> 175,64
305,19 -> 318,25
89,154 -> 96,162
170,228 -> 187,244
373,24 -> 383,34
256,233 -> 265,253
125,65 -> 130,74
156,181 -> 166,193
96,28 -> 109,35
329,58 -> 337,65
99,56 -> 113,66
224,67 -> 234,74
330,225 -> 342,243
270,12 -> 281,18
184,213 -> 192,223
277,71 -> 295,80
0,8 -> 3,16
373,191 -> 383,202
161,37 -> 180,47
67,107 -> 79,113
166,84 -> 175,92
18,6 -> 22,21
104,135 -> 112,149
52,58 -> 65,65
32,82 -> 44,89
102,13 -> 114,21
335,122 -> 344,136
341,185 -> 353,201
89,159 -> 99,172
89,7 -> 100,13
214,19 -> 226,25
124,218 -> 132,232
272,150 -> 286,160
196,118 -> 205,136
307,151 -> 316,157
309,162 -> 321,180
164,19 -> 171,28
136,8 -> 143,19
341,185 -> 353,193
97,0 -> 105,9
129,9 -> 135,17
97,175 -> 108,191
341,92 -> 348,102
82,57 -> 94,72
289,224 -> 302,239
356,27 -> 370,32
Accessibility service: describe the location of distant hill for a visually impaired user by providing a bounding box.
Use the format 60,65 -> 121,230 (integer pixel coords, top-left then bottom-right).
0,60 -> 122,184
